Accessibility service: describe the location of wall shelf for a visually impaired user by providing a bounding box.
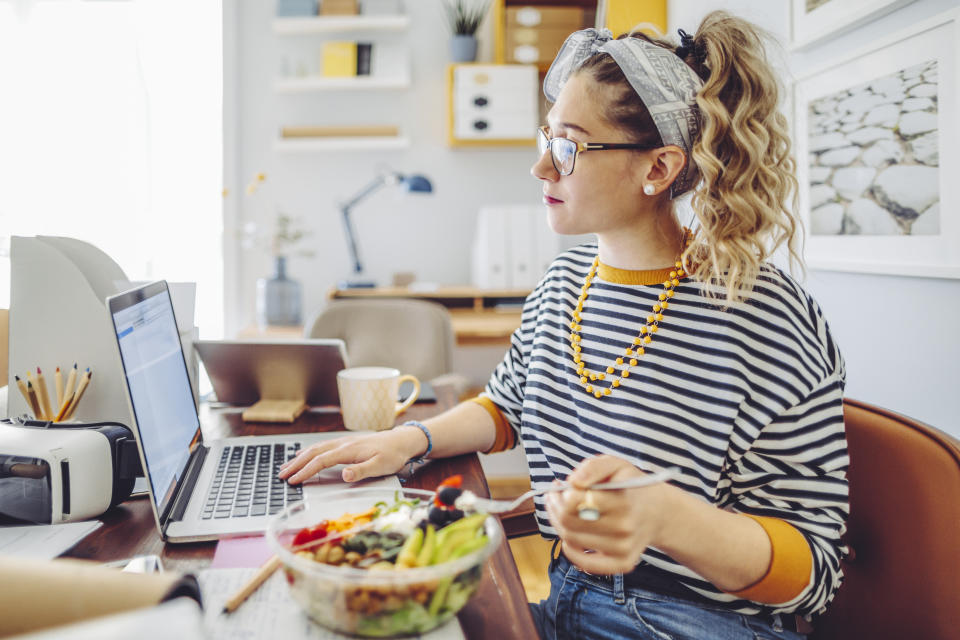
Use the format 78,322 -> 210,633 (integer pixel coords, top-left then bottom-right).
272,15 -> 410,35
274,136 -> 411,152
275,73 -> 411,93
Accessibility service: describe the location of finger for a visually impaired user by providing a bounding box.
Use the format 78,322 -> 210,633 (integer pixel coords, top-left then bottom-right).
548,485 -> 590,523
287,447 -> 355,484
562,545 -> 638,576
342,454 -> 391,483
557,527 -> 634,558
278,440 -> 341,477
567,455 -> 631,490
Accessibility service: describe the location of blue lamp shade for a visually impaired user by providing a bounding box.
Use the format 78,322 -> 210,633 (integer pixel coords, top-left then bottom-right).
401,174 -> 433,193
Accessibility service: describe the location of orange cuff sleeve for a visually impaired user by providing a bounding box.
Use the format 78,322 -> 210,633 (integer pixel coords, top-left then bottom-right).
729,515 -> 813,604
469,396 -> 517,454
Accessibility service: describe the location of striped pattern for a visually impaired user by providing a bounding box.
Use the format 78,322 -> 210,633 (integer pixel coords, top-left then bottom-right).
482,243 -> 848,617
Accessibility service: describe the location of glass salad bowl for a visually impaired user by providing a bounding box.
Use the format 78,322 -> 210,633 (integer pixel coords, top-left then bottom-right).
266,486 -> 503,637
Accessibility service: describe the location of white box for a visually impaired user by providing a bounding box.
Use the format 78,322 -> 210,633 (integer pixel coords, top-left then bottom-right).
451,64 -> 538,144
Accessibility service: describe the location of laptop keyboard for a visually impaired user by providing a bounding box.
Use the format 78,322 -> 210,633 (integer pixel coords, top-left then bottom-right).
201,443 -> 303,519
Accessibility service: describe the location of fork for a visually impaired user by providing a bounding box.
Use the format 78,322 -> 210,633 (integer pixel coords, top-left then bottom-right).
459,467 -> 681,514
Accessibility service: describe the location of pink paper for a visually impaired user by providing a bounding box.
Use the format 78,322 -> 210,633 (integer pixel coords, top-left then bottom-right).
210,535 -> 273,569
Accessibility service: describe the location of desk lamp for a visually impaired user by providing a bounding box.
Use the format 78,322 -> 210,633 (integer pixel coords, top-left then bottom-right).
338,170 -> 433,289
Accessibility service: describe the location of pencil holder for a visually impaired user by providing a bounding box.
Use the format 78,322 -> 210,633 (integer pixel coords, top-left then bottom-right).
7,236 -> 199,424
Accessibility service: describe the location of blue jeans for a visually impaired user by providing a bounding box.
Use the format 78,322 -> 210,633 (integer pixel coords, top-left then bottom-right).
530,554 -> 807,640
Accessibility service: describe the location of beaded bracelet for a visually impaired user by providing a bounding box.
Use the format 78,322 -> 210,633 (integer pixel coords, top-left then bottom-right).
401,420 -> 432,477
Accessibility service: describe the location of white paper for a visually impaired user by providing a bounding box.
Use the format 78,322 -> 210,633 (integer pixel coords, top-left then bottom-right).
198,568 -> 466,640
0,521 -> 102,559
8,597 -> 205,640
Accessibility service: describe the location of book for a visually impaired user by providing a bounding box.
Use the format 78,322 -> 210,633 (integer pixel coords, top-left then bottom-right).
321,41 -> 357,77
356,42 -> 372,76
319,0 -> 358,15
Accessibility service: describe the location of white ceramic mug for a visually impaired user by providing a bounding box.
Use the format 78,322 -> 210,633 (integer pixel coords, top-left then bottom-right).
337,367 -> 421,431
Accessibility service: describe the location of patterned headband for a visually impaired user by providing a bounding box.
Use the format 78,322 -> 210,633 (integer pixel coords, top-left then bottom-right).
543,28 -> 705,196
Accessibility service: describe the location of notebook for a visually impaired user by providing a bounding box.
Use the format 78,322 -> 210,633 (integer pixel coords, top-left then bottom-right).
106,281 -> 397,543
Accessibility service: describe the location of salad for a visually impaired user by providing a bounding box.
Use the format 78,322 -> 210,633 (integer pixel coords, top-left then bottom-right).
278,477 -> 493,637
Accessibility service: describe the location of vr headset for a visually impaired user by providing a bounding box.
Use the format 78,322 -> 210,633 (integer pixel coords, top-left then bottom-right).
0,419 -> 143,524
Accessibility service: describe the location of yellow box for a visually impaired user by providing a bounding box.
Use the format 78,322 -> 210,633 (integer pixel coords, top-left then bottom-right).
320,0 -> 358,15
322,41 -> 357,77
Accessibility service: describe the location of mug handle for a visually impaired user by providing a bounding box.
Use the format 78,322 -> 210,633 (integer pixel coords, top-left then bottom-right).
394,375 -> 421,416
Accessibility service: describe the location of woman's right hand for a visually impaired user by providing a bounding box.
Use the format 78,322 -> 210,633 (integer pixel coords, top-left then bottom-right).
277,425 -> 428,485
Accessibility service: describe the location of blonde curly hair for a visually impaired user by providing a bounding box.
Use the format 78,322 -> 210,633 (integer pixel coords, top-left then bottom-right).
576,11 -> 801,304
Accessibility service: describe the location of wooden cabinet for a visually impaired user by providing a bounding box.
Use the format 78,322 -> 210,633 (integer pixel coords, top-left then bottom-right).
447,64 -> 539,146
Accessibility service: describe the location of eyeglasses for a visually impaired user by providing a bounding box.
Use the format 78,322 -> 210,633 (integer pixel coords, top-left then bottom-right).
536,126 -> 657,176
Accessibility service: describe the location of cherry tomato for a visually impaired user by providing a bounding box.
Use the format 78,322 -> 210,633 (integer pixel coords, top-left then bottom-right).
439,475 -> 463,489
434,475 -> 464,506
292,521 -> 328,548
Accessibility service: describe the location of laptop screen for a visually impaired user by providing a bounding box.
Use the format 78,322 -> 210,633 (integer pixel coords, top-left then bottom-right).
110,282 -> 200,517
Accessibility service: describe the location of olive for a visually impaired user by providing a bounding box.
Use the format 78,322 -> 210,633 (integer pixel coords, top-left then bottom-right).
437,486 -> 463,507
428,505 -> 451,527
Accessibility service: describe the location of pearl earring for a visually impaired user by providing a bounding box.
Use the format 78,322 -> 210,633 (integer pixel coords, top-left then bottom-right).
643,184 -> 655,196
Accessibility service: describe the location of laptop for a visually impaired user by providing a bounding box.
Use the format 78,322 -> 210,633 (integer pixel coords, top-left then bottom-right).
194,339 -> 347,406
106,281 -> 397,543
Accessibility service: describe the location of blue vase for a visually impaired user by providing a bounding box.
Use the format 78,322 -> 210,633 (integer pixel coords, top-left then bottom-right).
450,35 -> 478,63
257,256 -> 302,326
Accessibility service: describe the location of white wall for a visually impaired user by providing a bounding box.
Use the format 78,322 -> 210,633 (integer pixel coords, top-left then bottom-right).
669,0 -> 960,436
228,1 -> 544,339
228,1 -> 548,477
229,0 -> 960,468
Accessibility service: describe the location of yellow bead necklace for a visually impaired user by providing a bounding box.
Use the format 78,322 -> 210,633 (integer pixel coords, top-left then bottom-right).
571,230 -> 691,399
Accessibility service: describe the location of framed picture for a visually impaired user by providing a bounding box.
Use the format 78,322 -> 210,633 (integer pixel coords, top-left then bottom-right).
792,0 -> 917,49
793,8 -> 960,279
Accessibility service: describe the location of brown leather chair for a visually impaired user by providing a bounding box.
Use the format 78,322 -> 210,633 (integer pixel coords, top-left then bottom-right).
811,399 -> 960,639
499,399 -> 960,638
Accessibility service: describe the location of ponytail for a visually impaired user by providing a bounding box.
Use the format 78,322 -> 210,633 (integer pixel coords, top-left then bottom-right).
578,12 -> 802,304
684,11 -> 801,303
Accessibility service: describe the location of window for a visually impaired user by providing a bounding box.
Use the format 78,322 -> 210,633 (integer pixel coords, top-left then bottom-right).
0,0 -> 223,337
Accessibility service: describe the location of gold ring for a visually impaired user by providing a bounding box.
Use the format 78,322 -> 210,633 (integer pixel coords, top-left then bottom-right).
576,490 -> 600,521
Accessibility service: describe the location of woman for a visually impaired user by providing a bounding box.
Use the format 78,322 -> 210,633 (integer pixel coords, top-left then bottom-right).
280,12 -> 848,640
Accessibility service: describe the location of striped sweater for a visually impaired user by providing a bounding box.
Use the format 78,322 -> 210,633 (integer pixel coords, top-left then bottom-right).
482,243 -> 849,617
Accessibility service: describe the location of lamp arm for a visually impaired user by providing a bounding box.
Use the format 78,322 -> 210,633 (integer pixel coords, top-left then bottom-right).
340,204 -> 363,274
339,174 -> 389,275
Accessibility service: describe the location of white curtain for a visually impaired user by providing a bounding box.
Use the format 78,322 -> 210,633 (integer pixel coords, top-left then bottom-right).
0,0 -> 223,337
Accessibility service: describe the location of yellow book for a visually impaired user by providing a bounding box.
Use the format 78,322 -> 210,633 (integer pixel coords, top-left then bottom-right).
322,41 -> 358,78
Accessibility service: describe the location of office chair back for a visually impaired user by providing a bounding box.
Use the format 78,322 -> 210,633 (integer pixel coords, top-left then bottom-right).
812,399 -> 960,640
306,299 -> 455,383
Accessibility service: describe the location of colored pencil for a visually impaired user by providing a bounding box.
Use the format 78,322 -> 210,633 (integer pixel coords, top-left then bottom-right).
63,364 -> 78,403
35,367 -> 54,421
25,381 -> 43,419
62,369 -> 92,421
55,367 -> 64,408
222,555 -> 282,614
14,375 -> 30,408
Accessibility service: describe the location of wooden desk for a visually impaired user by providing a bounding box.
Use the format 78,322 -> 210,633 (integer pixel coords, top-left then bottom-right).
66,386 -> 537,639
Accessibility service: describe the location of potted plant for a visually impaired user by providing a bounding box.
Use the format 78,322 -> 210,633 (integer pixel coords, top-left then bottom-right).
442,0 -> 490,63
240,173 -> 315,326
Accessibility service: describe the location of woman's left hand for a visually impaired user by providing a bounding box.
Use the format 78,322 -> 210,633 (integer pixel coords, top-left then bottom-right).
545,455 -> 677,575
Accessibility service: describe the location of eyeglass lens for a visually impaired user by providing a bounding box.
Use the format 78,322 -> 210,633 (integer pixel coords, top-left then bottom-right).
537,129 -> 577,176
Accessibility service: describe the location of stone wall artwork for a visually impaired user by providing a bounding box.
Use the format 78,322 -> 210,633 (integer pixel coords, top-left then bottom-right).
794,8 -> 960,278
806,60 -> 939,236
